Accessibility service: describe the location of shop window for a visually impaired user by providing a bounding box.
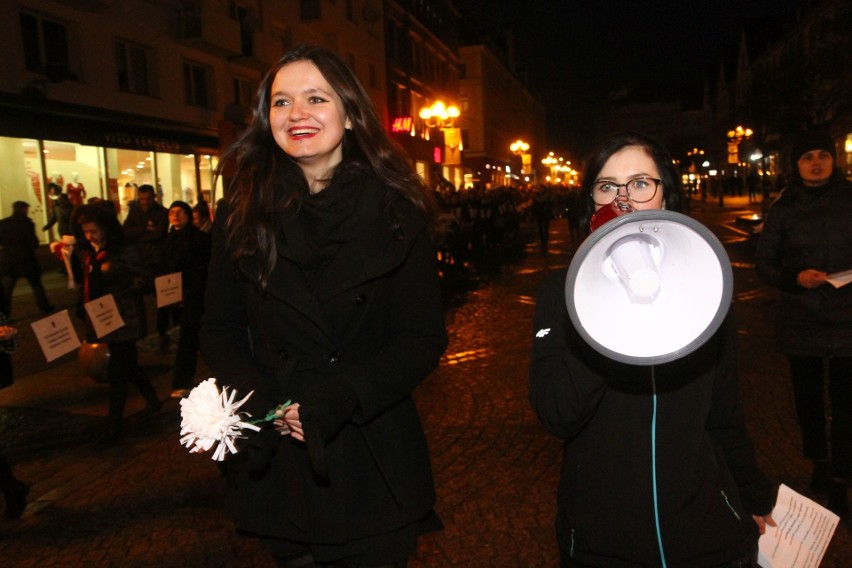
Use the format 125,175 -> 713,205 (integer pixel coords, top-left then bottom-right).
183,60 -> 215,109
198,154 -> 222,206
156,153 -> 199,206
116,40 -> 156,96
19,11 -> 75,82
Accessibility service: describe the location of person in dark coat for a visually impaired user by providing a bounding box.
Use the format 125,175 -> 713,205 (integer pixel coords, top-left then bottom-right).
200,46 -> 447,567
529,132 -> 775,567
72,203 -> 161,446
162,201 -> 210,398
0,201 -> 54,316
43,192 -> 74,238
122,184 -> 172,349
755,129 -> 852,520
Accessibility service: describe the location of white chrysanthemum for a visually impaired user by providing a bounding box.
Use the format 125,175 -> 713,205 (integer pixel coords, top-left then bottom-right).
179,378 -> 261,461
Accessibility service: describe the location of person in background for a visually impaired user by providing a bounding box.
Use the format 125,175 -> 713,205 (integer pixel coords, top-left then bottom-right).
200,45 -> 447,567
72,203 -> 162,446
0,311 -> 28,520
162,201 -> 210,398
0,201 -> 54,317
755,129 -> 852,520
529,131 -> 775,567
192,200 -> 212,233
43,192 -> 74,239
122,184 -> 171,351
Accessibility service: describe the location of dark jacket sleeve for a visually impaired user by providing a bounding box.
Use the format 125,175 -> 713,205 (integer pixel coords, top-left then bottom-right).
755,198 -> 799,292
528,270 -> 608,439
342,225 -> 448,424
199,207 -> 278,419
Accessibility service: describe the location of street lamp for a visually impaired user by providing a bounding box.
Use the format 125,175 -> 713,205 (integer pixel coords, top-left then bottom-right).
419,100 -> 462,189
510,139 -> 531,184
419,100 -> 460,129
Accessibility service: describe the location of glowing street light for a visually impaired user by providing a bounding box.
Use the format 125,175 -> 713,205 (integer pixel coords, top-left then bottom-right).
510,139 -> 530,155
419,100 -> 460,128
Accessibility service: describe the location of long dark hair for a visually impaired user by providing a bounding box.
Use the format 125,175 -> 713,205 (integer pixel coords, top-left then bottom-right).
218,45 -> 442,287
578,131 -> 684,231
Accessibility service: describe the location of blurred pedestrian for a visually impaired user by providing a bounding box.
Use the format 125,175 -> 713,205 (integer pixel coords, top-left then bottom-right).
43,192 -> 74,239
0,311 -> 28,520
201,45 -> 447,567
192,200 -> 212,232
72,203 -> 161,446
755,129 -> 852,520
162,201 -> 210,398
529,132 -> 775,567
0,201 -> 54,317
122,184 -> 171,350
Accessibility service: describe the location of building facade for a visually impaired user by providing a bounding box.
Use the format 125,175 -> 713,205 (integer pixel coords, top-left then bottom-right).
0,0 -> 384,241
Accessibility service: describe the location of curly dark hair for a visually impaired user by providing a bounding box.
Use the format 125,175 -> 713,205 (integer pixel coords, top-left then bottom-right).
218,45 -> 443,287
71,202 -> 124,250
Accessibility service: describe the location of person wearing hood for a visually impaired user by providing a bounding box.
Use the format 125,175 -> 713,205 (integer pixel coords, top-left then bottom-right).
756,129 -> 852,520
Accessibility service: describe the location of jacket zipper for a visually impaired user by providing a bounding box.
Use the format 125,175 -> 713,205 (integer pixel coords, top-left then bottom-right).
570,529 -> 575,557
721,490 -> 742,521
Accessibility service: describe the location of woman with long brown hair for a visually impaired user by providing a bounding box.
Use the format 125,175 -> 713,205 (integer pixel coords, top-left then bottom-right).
201,46 -> 447,567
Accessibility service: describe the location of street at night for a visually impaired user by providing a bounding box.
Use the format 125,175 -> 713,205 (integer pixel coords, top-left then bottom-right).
1,196 -> 849,566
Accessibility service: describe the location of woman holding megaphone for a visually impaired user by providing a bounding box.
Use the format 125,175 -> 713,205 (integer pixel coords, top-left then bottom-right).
529,132 -> 776,567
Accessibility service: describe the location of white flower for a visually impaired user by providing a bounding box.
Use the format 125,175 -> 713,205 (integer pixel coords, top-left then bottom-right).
179,378 -> 261,461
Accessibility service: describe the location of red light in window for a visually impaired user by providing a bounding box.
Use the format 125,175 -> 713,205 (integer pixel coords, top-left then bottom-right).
391,116 -> 412,133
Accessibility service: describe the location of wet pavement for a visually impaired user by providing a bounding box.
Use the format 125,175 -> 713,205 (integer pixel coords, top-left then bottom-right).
0,195 -> 849,567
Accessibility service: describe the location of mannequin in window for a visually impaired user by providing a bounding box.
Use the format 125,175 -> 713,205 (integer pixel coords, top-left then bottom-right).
67,172 -> 86,207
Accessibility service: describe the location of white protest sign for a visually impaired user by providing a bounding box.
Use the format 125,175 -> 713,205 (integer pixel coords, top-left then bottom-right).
155,272 -> 183,308
84,294 -> 126,339
30,310 -> 81,362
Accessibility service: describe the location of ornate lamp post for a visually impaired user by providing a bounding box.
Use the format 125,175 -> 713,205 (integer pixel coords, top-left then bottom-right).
419,100 -> 462,189
510,139 -> 531,186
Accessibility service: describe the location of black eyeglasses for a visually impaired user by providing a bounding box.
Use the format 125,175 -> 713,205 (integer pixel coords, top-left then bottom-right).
591,177 -> 661,205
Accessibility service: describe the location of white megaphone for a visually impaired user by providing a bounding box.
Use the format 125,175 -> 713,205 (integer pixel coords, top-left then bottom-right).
565,209 -> 733,365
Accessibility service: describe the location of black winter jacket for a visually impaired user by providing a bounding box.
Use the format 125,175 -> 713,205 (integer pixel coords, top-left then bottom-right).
529,270 -> 775,567
755,173 -> 852,356
200,175 -> 447,547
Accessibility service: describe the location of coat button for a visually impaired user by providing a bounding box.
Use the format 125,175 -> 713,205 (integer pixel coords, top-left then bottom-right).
277,348 -> 289,361
355,294 -> 366,305
328,352 -> 342,364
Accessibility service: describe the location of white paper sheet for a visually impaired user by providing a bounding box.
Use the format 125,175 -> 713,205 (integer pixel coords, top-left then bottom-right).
825,268 -> 852,289
758,483 -> 839,568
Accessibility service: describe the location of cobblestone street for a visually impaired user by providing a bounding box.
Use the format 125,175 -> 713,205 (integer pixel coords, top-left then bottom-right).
0,196 -> 849,566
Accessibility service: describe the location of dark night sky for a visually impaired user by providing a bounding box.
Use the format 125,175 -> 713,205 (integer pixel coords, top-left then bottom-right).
453,0 -> 800,157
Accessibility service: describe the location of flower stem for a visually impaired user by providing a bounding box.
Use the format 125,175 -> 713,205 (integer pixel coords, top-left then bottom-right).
248,400 -> 293,425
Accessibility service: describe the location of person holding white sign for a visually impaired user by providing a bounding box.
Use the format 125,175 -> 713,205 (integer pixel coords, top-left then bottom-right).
71,203 -> 162,446
162,201 -> 210,398
756,130 -> 852,520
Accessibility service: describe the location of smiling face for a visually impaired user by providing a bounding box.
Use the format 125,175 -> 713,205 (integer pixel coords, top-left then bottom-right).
268,60 -> 351,190
594,146 -> 665,211
797,149 -> 833,187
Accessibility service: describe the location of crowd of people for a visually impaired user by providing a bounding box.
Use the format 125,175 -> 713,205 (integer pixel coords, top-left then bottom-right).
0,43 -> 849,566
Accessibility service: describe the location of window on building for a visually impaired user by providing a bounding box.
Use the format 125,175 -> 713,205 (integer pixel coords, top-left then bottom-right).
116,40 -> 155,96
19,11 -> 74,82
233,76 -> 257,115
183,61 -> 214,109
300,0 -> 321,20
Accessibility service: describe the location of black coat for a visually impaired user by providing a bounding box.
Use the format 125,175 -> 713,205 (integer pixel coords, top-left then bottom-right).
200,177 -> 447,544
0,212 -> 41,278
755,174 -> 852,356
529,270 -> 774,567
